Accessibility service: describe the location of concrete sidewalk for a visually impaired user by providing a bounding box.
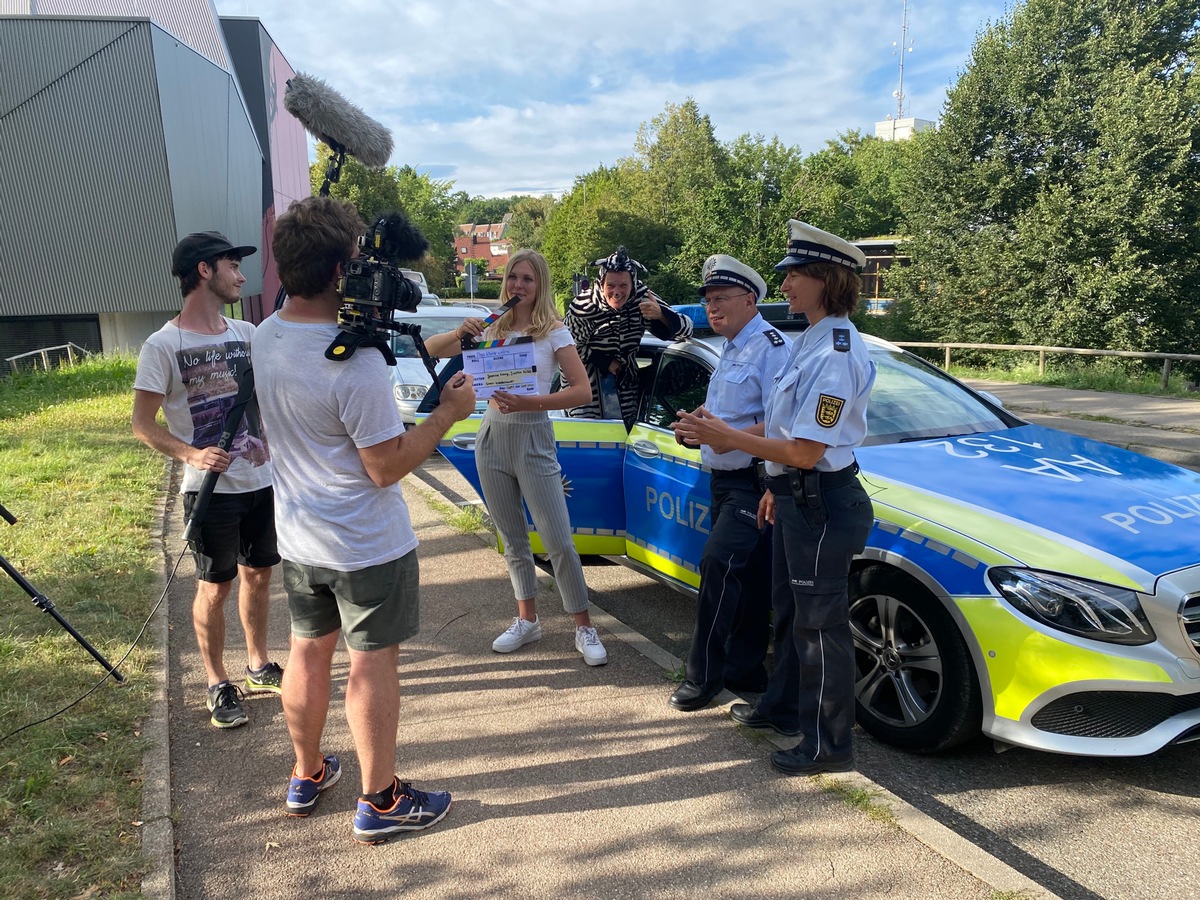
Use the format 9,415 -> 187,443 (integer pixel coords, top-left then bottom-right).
142,475 -> 1057,900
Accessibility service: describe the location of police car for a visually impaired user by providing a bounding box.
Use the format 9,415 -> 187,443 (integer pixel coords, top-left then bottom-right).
429,304 -> 1200,757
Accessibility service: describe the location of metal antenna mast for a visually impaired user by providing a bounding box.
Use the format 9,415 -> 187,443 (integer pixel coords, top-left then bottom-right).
892,0 -> 913,118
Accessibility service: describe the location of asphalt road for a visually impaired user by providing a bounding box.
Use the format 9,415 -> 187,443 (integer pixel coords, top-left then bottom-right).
413,392 -> 1200,900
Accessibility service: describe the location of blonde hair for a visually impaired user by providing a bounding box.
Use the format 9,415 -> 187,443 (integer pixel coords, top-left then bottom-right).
489,249 -> 560,341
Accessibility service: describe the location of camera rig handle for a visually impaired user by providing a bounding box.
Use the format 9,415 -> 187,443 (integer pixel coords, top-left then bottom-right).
324,328 -> 397,365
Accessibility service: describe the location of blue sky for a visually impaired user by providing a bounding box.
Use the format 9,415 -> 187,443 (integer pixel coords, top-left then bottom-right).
214,0 -> 1015,197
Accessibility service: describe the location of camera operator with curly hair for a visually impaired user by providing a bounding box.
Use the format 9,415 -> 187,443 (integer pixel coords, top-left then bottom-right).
252,195 -> 476,843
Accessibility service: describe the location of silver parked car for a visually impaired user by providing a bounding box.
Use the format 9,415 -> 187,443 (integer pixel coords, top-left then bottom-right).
389,306 -> 489,423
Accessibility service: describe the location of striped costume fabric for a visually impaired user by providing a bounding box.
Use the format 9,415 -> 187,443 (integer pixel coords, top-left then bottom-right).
563,282 -> 693,424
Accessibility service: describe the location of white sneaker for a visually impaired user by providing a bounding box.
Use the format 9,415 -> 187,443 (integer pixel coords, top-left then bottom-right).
492,616 -> 542,653
575,625 -> 608,666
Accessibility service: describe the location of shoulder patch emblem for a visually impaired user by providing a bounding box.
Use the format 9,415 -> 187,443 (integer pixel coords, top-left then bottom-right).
763,328 -> 784,347
816,394 -> 845,428
832,328 -> 851,352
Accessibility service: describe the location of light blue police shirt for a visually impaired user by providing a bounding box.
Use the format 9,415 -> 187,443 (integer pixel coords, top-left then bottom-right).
763,315 -> 875,475
702,313 -> 792,471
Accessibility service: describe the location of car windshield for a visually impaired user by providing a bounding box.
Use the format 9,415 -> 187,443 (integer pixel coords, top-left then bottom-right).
391,318 -> 466,359
863,347 -> 1015,445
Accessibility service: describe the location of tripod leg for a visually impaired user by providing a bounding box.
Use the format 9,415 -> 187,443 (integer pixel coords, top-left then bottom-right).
0,553 -> 124,682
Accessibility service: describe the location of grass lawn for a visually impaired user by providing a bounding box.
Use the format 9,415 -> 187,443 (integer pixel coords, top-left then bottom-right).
0,355 -> 163,899
931,355 -> 1199,398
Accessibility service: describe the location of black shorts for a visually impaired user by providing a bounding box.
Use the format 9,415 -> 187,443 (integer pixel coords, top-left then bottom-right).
182,486 -> 280,583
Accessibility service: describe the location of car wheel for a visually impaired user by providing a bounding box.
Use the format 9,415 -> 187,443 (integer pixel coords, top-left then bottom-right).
849,566 -> 981,752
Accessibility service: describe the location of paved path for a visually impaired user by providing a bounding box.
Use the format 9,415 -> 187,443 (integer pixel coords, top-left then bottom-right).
139,380 -> 1198,898
142,475 -> 1054,900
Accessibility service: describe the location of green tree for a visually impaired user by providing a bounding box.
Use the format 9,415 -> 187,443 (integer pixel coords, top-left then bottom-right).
789,131 -> 910,241
621,100 -> 730,292
506,194 -> 557,251
310,145 -> 462,289
711,134 -> 807,288
311,143 -> 401,223
453,195 -> 528,225
895,0 -> 1200,355
392,164 -> 458,287
534,100 -> 913,306
463,256 -> 492,279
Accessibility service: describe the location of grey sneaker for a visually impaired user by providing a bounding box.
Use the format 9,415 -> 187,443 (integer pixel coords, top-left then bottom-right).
206,681 -> 248,728
575,625 -> 608,666
492,616 -> 542,653
245,661 -> 284,694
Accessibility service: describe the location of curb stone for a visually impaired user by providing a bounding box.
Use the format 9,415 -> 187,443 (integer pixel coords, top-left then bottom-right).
141,459 -> 178,900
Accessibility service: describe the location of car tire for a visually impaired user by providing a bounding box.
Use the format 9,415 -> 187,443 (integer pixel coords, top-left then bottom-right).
849,566 -> 981,753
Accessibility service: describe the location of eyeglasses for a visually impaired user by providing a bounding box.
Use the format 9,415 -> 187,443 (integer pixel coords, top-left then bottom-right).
701,290 -> 753,307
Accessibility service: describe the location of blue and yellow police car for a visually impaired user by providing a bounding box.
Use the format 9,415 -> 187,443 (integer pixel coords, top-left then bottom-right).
430,304 -> 1200,757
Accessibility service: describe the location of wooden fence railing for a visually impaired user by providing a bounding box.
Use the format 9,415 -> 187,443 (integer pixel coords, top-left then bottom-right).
892,342 -> 1200,390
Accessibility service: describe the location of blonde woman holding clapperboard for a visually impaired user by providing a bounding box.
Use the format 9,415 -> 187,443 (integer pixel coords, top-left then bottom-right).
424,249 -> 608,665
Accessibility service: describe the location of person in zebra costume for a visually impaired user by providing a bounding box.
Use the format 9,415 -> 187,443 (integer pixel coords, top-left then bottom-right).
564,246 -> 693,426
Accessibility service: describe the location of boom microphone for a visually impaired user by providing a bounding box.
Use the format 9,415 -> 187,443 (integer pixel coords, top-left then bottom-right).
284,73 -> 393,168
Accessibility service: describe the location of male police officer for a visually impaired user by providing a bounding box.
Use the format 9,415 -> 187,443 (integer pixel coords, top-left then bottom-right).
668,255 -> 792,712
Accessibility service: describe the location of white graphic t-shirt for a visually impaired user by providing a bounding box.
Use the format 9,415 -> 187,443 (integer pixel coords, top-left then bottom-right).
134,317 -> 272,494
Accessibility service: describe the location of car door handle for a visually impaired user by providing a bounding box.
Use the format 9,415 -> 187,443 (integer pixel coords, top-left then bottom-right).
631,440 -> 661,459
451,433 -> 477,451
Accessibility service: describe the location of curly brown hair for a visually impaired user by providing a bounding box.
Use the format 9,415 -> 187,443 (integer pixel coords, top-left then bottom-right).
273,196 -> 365,298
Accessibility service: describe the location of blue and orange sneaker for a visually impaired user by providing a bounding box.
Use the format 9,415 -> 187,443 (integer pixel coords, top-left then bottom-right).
352,778 -> 452,843
285,755 -> 341,816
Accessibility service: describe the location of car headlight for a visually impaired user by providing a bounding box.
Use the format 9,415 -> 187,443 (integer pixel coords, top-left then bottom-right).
393,383 -> 428,402
989,568 -> 1155,645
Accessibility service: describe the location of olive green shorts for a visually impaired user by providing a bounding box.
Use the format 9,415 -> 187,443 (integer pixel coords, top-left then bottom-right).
282,551 -> 419,651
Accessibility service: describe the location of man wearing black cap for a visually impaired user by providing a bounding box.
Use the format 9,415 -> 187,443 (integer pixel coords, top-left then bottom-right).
133,231 -> 283,730
668,255 -> 791,712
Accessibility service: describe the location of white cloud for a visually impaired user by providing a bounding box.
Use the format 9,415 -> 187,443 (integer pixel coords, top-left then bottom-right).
217,0 -> 1013,196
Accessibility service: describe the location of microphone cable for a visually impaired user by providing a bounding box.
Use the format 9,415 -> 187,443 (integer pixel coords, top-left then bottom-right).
0,544 -> 189,746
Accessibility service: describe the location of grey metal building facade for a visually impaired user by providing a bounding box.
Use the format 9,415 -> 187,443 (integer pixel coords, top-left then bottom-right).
0,1 -> 308,368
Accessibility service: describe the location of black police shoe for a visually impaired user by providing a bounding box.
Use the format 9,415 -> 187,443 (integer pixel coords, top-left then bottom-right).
769,747 -> 854,776
729,703 -> 801,737
668,680 -> 723,712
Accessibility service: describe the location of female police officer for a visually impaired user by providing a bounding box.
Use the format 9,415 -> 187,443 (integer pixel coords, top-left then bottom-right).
673,220 -> 875,775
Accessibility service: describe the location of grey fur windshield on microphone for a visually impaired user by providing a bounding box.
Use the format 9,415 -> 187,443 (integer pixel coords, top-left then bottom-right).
284,73 -> 393,168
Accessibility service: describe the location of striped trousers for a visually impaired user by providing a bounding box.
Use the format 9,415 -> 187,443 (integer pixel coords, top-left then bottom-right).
475,408 -> 590,614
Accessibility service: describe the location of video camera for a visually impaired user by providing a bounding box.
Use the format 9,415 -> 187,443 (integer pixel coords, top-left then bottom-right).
325,210 -> 429,364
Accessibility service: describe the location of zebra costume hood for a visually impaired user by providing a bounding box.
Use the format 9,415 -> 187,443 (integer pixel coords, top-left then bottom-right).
595,246 -> 646,292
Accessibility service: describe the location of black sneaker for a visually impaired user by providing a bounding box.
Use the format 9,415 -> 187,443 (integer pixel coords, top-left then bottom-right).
206,681 -> 248,728
245,661 -> 284,694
